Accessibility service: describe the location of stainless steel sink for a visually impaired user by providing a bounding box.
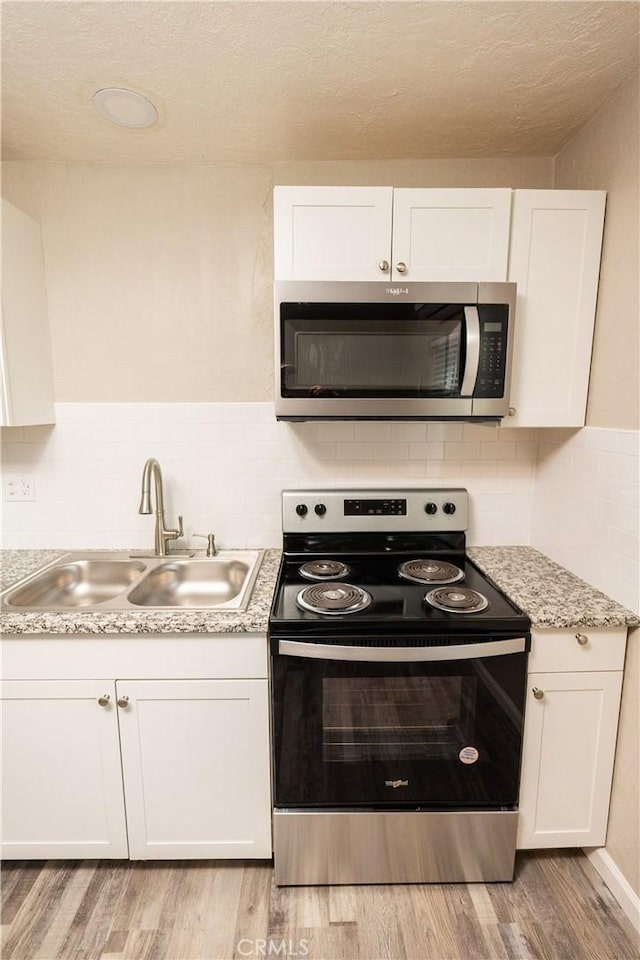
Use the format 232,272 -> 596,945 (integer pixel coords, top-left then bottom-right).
128,558 -> 258,609
1,550 -> 264,612
3,559 -> 147,608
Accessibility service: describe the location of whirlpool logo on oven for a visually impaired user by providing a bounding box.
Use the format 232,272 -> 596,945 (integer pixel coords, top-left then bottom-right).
385,779 -> 409,788
385,287 -> 409,296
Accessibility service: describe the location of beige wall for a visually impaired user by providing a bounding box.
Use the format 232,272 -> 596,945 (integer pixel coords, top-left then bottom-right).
552,75 -> 640,898
1,158 -> 552,402
554,73 -> 640,431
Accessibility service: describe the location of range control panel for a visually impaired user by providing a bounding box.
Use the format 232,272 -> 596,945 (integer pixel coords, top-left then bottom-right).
282,488 -> 468,533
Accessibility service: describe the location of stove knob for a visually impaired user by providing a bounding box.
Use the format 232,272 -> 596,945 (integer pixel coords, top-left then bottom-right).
314,503 -> 327,516
424,502 -> 438,515
443,502 -> 456,515
295,503 -> 308,518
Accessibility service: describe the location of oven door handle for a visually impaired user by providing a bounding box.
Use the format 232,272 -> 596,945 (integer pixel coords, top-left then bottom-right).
460,305 -> 480,397
277,637 -> 527,662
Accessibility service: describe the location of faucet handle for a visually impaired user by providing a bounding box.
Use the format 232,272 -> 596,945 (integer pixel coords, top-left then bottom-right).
177,515 -> 184,538
194,533 -> 217,557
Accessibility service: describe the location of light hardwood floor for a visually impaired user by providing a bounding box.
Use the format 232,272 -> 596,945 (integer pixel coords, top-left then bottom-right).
1,851 -> 638,960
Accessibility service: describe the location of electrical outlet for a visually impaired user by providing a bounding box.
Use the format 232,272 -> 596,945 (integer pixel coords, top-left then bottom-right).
4,473 -> 36,501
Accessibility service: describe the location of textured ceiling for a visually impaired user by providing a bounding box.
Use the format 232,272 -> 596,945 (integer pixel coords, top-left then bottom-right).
1,0 -> 639,163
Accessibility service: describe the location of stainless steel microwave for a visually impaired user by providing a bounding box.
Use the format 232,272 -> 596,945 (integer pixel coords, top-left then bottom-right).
275,281 -> 517,421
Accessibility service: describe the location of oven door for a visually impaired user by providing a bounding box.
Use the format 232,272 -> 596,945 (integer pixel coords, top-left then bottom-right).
271,636 -> 528,810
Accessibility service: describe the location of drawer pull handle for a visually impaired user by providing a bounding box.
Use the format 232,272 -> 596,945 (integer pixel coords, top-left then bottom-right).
117,696 -> 130,709
575,633 -> 589,646
97,694 -> 110,707
532,687 -> 544,700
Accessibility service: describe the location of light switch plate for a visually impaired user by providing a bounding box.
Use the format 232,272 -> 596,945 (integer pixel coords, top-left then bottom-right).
4,473 -> 36,501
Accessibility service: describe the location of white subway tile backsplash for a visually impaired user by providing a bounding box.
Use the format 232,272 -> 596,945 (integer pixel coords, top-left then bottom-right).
409,442 -> 445,460
445,442 -> 481,460
316,422 -> 355,441
1,401 -> 542,550
428,423 -> 464,441
480,441 -> 516,460
374,442 -> 410,462
532,425 -> 639,613
354,422 -> 392,441
460,460 -> 498,477
390,423 -> 428,441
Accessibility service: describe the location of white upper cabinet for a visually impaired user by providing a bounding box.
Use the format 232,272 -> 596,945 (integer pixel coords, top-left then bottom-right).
391,188 -> 512,281
274,186 -> 512,282
1,198 -> 55,425
274,186 -> 393,281
273,185 -> 606,428
506,190 -> 606,428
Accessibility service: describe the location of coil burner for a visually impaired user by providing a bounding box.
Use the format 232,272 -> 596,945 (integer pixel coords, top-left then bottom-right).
299,560 -> 350,581
296,583 -> 372,615
425,586 -> 489,614
398,559 -> 464,585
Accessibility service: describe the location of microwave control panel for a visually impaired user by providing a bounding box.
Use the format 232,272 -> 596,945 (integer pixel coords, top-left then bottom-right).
474,306 -> 508,398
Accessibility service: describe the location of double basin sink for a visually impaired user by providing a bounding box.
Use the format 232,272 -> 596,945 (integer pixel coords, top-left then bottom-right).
1,550 -> 264,613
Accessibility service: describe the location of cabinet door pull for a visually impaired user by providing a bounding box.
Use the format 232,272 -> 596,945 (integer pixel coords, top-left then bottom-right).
378,260 -> 390,272
396,261 -> 407,274
532,687 -> 545,700
575,633 -> 589,646
117,695 -> 130,709
97,694 -> 110,707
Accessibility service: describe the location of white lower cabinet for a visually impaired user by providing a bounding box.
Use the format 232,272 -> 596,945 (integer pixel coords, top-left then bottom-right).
0,634 -> 272,861
118,679 -> 271,859
1,679 -> 128,859
517,628 -> 627,849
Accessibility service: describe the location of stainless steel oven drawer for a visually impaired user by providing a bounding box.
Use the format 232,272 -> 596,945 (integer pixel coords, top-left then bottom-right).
273,809 -> 518,885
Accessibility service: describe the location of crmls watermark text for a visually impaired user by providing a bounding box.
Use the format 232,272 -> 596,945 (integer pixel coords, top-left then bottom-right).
237,938 -> 311,957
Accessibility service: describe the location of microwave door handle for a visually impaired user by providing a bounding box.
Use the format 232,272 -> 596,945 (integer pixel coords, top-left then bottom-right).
278,638 -> 526,662
460,305 -> 480,397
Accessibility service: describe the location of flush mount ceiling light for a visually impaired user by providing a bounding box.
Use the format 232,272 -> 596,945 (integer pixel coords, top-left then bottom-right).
91,87 -> 158,128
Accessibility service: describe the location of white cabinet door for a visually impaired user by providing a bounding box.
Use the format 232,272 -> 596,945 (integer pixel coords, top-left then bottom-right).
517,670 -> 623,849
1,680 -> 128,859
118,679 -> 272,859
1,198 -> 55,425
273,186 -> 393,280
391,188 -> 512,281
506,190 -> 606,427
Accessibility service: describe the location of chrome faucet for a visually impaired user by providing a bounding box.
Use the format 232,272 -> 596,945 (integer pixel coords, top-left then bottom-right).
137,458 -> 185,556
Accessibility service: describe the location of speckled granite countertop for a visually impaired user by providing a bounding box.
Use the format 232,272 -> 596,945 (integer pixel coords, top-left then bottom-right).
468,546 -> 639,629
1,546 -> 637,635
0,549 -> 281,635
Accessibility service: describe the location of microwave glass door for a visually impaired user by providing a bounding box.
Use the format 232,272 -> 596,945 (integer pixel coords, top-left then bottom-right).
280,303 -> 466,398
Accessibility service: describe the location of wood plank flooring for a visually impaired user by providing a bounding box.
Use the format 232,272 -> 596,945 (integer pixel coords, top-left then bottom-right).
1,851 -> 638,960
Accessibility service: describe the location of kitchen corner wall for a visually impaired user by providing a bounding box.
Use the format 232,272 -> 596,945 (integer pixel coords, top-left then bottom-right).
1,404 -> 537,549
543,72 -> 640,906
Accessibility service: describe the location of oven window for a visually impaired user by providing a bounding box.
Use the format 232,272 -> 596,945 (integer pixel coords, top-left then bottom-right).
322,676 -> 476,763
272,653 -> 527,809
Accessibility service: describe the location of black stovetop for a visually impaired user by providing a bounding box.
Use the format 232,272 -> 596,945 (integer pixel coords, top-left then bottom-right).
269,545 -> 531,639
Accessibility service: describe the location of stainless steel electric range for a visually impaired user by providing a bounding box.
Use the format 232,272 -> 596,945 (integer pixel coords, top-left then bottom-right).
269,488 -> 531,886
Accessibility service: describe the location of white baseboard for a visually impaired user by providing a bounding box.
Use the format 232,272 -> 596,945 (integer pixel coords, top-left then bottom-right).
585,847 -> 640,933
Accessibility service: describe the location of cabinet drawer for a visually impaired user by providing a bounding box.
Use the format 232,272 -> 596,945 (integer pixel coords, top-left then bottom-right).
528,627 -> 627,673
0,634 -> 268,681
